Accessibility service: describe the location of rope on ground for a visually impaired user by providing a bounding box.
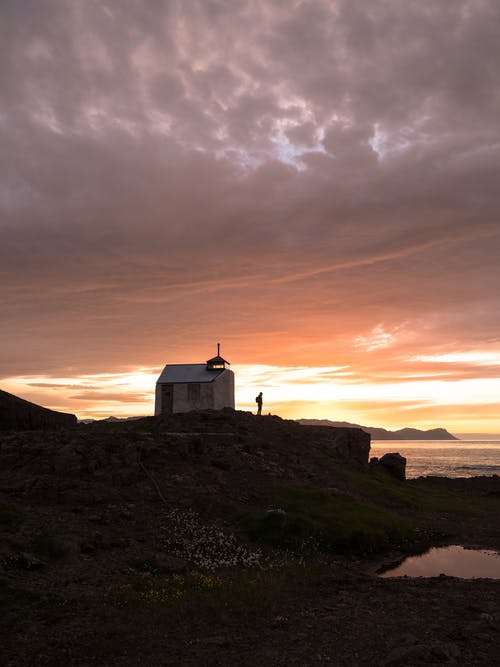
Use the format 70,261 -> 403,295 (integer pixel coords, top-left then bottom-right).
138,459 -> 168,506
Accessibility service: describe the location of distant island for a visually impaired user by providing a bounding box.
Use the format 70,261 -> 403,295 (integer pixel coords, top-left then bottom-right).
298,418 -> 458,440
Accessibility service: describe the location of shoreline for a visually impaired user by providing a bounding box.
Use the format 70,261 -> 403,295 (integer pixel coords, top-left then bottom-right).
370,437 -> 500,479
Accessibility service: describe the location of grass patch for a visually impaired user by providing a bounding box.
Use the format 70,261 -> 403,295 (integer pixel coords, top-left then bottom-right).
106,565 -> 312,624
371,480 -> 469,514
194,472 -> 490,557
238,486 -> 416,555
194,486 -> 428,555
337,465 -> 480,516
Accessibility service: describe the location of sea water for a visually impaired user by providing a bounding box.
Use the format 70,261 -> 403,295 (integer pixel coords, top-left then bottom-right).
379,545 -> 500,579
370,439 -> 500,479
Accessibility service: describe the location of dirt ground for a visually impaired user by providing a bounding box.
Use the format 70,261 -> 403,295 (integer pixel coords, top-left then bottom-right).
3,564 -> 500,666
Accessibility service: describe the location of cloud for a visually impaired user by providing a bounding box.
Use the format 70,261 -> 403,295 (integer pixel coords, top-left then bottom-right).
68,391 -> 149,403
355,325 -> 398,351
410,352 -> 500,366
1,0 -> 500,429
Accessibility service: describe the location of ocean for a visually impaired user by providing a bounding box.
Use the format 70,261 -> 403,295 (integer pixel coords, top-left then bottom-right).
369,439 -> 500,479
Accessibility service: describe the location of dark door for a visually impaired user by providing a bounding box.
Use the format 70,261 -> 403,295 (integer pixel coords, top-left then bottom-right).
161,384 -> 174,414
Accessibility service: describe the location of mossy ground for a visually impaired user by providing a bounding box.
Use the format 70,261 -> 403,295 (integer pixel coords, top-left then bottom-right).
195,465 -> 500,559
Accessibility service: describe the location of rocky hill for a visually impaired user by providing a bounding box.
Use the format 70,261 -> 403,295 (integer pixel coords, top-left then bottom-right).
0,409 -> 370,510
1,409 -> 499,666
0,389 -> 77,431
299,418 -> 458,440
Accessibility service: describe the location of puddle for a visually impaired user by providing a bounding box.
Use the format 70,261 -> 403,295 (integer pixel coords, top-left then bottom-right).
379,545 -> 500,579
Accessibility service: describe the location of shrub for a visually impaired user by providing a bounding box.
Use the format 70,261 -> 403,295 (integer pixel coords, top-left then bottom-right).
238,486 -> 415,555
106,567 -> 307,623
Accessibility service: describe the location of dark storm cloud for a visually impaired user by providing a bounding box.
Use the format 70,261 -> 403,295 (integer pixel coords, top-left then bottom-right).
1,0 -> 500,379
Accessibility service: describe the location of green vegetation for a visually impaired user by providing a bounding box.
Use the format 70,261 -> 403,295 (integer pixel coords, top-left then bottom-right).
328,463 -> 499,521
193,486 -> 418,555
409,478 -> 497,515
195,470 -> 499,557
238,486 -> 415,554
106,565 -> 315,624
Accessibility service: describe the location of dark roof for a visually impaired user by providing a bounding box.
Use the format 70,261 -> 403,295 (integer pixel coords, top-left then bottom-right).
156,364 -> 224,384
206,355 -> 230,365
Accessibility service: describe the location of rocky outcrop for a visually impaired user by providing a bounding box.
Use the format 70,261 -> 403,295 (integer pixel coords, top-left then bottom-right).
370,452 -> 407,480
0,389 -> 77,431
0,409 -> 370,508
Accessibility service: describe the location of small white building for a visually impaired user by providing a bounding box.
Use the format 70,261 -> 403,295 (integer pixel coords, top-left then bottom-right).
154,345 -> 235,415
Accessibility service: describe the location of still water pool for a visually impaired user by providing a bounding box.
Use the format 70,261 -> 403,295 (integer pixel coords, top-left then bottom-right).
380,545 -> 500,579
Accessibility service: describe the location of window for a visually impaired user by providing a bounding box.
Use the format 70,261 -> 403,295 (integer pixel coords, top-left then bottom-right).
188,383 -> 201,402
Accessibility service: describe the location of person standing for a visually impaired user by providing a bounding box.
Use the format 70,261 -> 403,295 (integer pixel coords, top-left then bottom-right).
255,392 -> 263,415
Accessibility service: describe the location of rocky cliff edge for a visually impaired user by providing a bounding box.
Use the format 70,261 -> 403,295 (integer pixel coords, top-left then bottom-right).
0,389 -> 77,431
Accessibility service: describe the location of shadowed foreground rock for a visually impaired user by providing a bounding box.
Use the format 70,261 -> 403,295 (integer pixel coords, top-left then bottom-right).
0,389 -> 77,431
0,409 -> 370,503
370,452 -> 407,481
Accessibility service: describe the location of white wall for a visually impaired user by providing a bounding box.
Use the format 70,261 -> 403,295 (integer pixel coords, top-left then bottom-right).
155,369 -> 235,414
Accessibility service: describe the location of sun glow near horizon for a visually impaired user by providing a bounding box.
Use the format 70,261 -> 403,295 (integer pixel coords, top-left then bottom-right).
3,356 -> 500,433
2,2 -> 500,441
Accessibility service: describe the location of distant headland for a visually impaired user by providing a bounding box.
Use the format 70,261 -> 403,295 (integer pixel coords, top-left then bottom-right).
298,419 -> 458,440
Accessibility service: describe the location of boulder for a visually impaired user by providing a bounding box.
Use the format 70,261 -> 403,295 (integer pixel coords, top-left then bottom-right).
371,452 -> 407,480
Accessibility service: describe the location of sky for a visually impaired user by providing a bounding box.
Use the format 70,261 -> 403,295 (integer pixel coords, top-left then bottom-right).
1,0 -> 500,433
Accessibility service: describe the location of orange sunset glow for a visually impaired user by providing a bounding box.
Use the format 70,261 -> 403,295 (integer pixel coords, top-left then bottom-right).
2,2 -> 500,434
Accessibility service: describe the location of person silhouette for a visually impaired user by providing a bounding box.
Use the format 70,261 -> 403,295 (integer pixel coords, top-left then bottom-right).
255,392 -> 263,415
